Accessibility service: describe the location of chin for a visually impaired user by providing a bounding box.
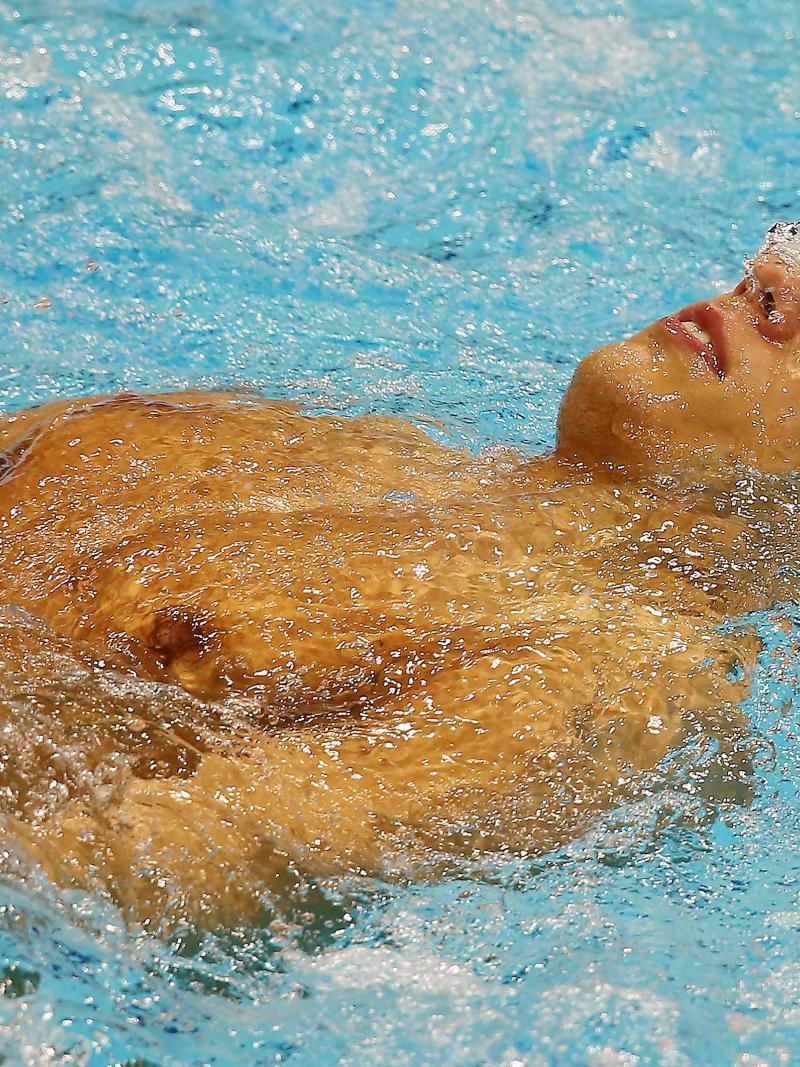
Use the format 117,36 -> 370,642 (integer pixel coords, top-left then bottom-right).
555,341 -> 665,470
556,341 -> 739,474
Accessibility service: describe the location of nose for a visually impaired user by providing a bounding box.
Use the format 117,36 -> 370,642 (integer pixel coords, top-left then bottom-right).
740,252 -> 800,344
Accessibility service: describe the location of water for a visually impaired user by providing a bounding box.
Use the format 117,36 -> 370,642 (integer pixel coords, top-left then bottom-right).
1,0 -> 800,1062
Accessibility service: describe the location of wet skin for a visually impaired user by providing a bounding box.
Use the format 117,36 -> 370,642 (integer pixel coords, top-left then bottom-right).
1,246 -> 799,927
557,250 -> 800,471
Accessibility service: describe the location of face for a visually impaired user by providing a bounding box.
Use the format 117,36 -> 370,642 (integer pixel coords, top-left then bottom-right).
556,242 -> 800,473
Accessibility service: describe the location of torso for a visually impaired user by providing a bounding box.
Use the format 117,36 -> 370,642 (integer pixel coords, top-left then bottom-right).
0,392 -> 785,926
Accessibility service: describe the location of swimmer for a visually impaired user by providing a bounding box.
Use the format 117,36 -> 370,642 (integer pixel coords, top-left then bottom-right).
2,224 -> 800,928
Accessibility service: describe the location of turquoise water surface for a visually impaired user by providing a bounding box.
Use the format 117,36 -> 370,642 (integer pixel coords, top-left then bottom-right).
1,0 -> 800,1063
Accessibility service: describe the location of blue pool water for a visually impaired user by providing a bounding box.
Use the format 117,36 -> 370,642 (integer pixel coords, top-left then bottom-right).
1,0 -> 800,1062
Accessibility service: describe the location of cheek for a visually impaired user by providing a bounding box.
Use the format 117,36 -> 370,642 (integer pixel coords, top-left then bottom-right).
734,352 -> 774,392
732,332 -> 792,393
723,313 -> 781,390
765,381 -> 800,437
784,348 -> 800,379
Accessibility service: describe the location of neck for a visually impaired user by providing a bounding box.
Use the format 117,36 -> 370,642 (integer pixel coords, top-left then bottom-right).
507,451 -> 800,621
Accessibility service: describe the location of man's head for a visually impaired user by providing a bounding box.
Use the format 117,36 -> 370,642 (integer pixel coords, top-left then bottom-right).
556,223 -> 800,473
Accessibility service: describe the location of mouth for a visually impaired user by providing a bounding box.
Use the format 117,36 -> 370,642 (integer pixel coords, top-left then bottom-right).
662,302 -> 729,379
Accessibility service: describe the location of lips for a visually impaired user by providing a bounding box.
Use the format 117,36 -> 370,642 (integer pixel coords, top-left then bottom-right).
662,302 -> 729,379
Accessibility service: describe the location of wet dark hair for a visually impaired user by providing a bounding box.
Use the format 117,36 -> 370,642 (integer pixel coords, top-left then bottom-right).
766,220 -> 800,239
759,221 -> 800,264
742,221 -> 800,284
